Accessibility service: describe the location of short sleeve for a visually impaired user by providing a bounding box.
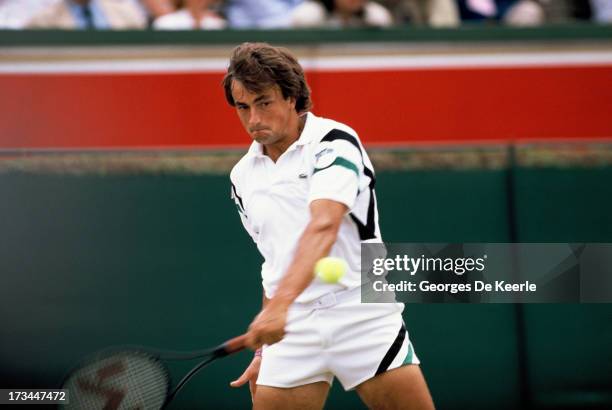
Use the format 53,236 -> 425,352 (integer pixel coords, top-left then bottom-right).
308,133 -> 363,210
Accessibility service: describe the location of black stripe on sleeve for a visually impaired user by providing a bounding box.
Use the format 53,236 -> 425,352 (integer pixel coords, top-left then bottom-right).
375,322 -> 407,376
320,129 -> 377,240
231,182 -> 246,215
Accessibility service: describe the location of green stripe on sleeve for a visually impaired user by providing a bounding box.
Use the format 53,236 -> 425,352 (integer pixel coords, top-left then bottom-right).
313,156 -> 359,177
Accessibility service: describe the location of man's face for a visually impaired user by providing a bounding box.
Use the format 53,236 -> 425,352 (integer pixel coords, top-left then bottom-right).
231,80 -> 297,146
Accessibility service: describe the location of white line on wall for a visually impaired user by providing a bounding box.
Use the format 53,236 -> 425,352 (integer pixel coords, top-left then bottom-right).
1,51 -> 612,74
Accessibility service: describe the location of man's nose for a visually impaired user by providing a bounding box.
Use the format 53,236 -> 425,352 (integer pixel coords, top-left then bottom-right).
248,109 -> 261,127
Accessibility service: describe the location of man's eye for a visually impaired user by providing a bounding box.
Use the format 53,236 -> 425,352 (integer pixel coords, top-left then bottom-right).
238,105 -> 248,110
261,102 -> 270,107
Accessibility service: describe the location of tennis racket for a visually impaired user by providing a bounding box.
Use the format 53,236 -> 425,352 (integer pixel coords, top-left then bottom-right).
60,334 -> 246,409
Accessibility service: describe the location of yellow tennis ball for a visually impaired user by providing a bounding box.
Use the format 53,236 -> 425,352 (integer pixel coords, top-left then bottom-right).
314,257 -> 347,284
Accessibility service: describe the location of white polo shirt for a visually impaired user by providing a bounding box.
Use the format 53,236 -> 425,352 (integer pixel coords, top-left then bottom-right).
230,112 -> 381,303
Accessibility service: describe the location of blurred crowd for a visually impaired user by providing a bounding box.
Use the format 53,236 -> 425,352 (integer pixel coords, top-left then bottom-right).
0,0 -> 610,30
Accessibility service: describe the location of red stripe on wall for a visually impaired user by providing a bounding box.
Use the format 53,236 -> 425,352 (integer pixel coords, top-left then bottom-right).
0,73 -> 243,149
312,66 -> 612,143
1,66 -> 611,149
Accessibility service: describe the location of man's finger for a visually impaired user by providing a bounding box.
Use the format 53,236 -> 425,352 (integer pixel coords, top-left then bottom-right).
230,371 -> 249,387
246,333 -> 262,351
245,332 -> 256,350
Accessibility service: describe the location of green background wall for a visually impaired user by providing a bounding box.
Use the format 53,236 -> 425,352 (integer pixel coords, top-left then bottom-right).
1,164 -> 611,409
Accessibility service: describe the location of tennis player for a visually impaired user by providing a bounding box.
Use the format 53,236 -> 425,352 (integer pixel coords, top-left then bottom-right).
225,42 -> 434,410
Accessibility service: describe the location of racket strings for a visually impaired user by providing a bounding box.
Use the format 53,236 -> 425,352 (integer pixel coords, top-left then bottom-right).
63,342 -> 232,409
63,353 -> 169,410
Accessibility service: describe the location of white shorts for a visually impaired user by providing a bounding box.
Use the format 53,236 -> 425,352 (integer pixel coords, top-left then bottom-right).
257,288 -> 420,391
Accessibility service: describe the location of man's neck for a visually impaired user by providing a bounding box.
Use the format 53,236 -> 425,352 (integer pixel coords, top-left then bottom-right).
264,115 -> 307,162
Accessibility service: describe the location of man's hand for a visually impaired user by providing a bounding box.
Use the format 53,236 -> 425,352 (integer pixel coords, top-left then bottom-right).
230,356 -> 261,401
245,302 -> 289,350
243,200 -> 346,351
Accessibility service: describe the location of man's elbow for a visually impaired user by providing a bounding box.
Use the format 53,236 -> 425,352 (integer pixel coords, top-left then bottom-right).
307,199 -> 347,242
308,216 -> 341,240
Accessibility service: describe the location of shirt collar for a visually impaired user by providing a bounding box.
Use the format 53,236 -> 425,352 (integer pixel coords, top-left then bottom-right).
247,112 -> 313,158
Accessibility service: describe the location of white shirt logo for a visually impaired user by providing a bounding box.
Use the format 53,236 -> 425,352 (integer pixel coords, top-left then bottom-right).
315,148 -> 336,169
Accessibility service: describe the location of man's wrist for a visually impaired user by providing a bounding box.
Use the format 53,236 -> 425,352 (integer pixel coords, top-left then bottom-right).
268,291 -> 296,310
254,348 -> 262,358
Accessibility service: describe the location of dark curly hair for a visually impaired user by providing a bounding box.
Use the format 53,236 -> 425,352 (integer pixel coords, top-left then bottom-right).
222,43 -> 312,113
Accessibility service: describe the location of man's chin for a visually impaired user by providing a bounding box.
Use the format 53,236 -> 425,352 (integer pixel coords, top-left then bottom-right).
252,134 -> 271,144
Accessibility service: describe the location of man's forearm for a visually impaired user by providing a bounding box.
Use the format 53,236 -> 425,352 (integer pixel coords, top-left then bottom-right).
268,218 -> 340,309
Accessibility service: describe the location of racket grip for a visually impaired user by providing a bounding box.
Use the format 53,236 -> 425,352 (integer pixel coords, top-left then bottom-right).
217,334 -> 247,357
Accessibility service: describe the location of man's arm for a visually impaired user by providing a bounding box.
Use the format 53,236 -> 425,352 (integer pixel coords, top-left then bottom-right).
244,198 -> 347,349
